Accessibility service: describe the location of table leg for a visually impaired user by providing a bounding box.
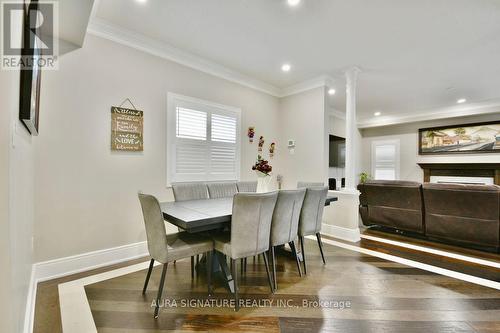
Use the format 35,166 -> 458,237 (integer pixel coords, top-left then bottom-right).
215,251 -> 235,294
195,252 -> 235,294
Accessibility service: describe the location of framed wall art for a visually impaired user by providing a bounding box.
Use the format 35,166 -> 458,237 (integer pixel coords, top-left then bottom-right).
419,120 -> 500,155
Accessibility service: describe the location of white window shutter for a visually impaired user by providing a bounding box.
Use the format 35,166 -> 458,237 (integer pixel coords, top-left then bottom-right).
167,93 -> 241,184
176,107 -> 207,140
372,140 -> 400,181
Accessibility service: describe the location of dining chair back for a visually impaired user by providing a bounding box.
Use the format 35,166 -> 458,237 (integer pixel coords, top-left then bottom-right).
271,189 -> 306,246
138,193 -> 169,263
236,181 -> 258,192
297,181 -> 324,188
230,191 -> 278,259
172,183 -> 209,201
298,186 -> 328,274
269,188 -> 306,288
213,191 -> 278,309
298,186 -> 328,236
207,182 -> 238,199
138,193 -> 214,318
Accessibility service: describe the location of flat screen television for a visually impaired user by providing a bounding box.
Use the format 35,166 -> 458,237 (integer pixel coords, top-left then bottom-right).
329,135 -> 345,167
19,0 -> 42,136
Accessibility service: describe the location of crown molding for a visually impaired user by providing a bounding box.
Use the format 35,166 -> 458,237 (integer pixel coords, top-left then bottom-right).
280,75 -> 335,97
357,99 -> 500,128
87,18 -> 282,97
328,109 -> 346,120
87,18 -> 339,98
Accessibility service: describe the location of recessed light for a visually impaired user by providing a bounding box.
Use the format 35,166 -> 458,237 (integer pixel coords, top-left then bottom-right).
281,63 -> 291,72
457,98 -> 467,104
287,0 -> 301,7
136,0 -> 147,3
374,111 -> 382,116
328,88 -> 336,95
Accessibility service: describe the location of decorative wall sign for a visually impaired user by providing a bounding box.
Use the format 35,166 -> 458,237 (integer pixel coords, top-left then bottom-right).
111,106 -> 144,151
258,136 -> 265,152
247,127 -> 255,142
419,120 -> 500,155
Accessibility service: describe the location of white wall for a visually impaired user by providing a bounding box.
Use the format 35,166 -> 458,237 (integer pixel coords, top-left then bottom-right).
0,13 -> 35,332
35,34 -> 283,261
361,113 -> 500,182
278,87 -> 328,189
0,64 -> 15,333
329,114 -> 346,137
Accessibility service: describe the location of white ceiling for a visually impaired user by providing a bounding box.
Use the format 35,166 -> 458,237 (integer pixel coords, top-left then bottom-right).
92,0 -> 500,123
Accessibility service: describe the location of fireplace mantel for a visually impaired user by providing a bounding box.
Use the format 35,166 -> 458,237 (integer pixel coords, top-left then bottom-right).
418,163 -> 500,185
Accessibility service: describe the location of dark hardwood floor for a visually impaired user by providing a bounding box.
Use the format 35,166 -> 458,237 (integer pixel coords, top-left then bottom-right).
362,228 -> 500,262
34,238 -> 500,333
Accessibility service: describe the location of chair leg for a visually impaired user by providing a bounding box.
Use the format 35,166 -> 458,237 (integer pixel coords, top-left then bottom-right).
142,259 -> 155,295
299,236 -> 307,275
190,256 -> 194,279
262,252 -> 274,294
270,246 -> 277,291
154,263 -> 168,319
289,241 -> 302,277
316,233 -> 326,264
196,255 -> 200,276
207,251 -> 212,296
231,259 -> 239,311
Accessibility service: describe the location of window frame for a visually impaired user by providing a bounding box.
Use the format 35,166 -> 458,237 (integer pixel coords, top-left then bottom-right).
370,139 -> 400,181
166,92 -> 241,187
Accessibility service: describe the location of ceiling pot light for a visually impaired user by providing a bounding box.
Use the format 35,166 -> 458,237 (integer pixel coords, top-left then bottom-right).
328,88 -> 336,95
136,0 -> 147,3
457,98 -> 467,104
281,63 -> 291,72
374,111 -> 381,116
287,0 -> 301,7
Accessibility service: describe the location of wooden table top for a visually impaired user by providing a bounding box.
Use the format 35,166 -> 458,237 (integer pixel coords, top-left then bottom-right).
161,195 -> 338,233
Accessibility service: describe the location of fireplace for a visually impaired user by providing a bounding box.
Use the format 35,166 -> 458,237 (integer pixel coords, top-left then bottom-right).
418,163 -> 500,185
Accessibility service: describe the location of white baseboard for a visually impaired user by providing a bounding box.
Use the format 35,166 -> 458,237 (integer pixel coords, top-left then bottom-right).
322,223 -> 361,242
23,267 -> 37,333
34,241 -> 148,283
23,241 -> 148,333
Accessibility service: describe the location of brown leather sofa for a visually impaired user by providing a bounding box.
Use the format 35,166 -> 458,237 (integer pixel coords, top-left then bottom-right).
422,183 -> 500,252
358,180 -> 500,252
357,180 -> 425,234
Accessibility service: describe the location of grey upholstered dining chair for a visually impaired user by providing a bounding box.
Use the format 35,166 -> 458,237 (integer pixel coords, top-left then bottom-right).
172,182 -> 209,201
138,193 -> 214,318
207,182 -> 238,199
213,191 -> 278,310
236,181 -> 257,192
172,182 -> 210,276
269,188 -> 306,290
297,181 -> 324,188
298,186 -> 328,274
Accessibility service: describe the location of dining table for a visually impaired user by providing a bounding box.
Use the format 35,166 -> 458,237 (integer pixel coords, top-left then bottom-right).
160,195 -> 338,292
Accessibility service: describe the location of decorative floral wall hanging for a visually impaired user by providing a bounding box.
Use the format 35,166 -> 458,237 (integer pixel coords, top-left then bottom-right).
258,136 -> 265,152
247,127 -> 255,142
269,142 -> 276,158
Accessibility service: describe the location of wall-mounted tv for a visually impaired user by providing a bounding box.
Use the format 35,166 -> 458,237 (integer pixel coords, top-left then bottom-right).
329,135 -> 345,167
19,0 -> 42,136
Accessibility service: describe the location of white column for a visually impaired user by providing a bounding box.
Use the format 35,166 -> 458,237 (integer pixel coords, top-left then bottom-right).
321,68 -> 362,243
344,67 -> 361,191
